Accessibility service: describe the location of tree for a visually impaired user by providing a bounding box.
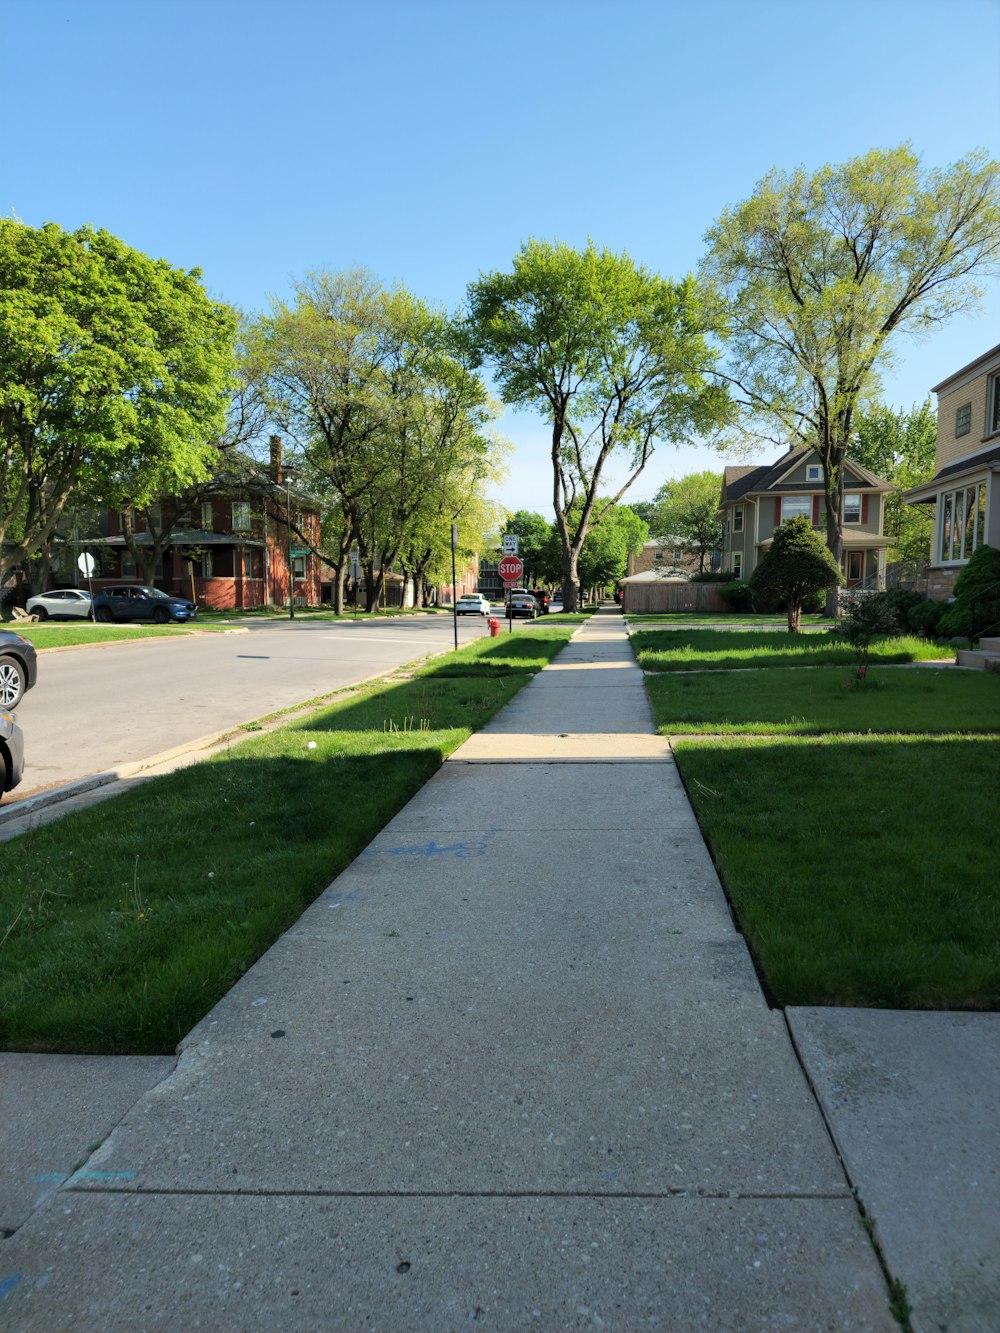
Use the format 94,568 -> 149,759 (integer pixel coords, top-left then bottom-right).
253,270 -> 505,613
749,514 -> 843,632
500,510 -> 550,584
849,399 -> 936,566
701,146 -> 1000,607
467,239 -> 729,611
0,220 -> 236,586
576,503 -> 648,597
645,470 -> 723,572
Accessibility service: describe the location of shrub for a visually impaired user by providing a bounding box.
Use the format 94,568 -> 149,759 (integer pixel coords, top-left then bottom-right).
906,598 -> 947,637
749,516 -> 844,631
721,580 -> 752,611
937,546 -> 1000,640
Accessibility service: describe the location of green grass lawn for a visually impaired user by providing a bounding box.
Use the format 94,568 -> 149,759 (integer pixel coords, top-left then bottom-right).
633,628 -> 948,672
0,629 -> 575,1054
673,734 -> 1000,1010
625,612 -> 833,626
2,622 -> 194,649
646,665 -> 1000,735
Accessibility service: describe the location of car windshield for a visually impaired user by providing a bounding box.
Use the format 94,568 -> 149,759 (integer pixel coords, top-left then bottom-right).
137,587 -> 172,600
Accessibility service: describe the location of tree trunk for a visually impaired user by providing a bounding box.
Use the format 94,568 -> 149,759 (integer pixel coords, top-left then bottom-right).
332,562 -> 347,615
787,599 -> 801,633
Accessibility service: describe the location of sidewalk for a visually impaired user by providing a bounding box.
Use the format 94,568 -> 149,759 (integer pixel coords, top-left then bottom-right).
0,609 -> 955,1329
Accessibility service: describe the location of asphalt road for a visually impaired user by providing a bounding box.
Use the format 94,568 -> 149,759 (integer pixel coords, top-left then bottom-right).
10,614 -> 499,800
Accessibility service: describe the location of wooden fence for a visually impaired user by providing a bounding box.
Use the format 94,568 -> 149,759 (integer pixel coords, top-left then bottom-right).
621,580 -> 731,615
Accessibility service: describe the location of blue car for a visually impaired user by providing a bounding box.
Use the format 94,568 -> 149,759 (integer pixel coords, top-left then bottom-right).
0,708 -> 25,800
92,585 -> 198,625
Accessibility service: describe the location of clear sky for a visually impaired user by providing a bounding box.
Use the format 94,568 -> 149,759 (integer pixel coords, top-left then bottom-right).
4,0 -> 999,514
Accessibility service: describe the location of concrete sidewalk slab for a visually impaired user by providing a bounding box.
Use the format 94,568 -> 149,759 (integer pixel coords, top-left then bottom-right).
1,1193 -> 896,1333
0,1053 -> 175,1233
449,733 -> 672,760
788,1008 -> 1000,1333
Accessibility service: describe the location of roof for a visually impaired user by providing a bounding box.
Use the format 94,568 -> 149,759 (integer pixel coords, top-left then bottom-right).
756,531 -> 894,551
904,441 -> 1000,502
620,570 -> 691,584
721,448 -> 891,504
87,531 -> 266,548
931,342 -> 1000,395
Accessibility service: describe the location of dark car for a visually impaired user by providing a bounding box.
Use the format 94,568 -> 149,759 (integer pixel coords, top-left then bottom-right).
0,630 -> 38,709
92,585 -> 198,624
507,594 -> 538,620
0,708 -> 25,800
527,587 -> 550,614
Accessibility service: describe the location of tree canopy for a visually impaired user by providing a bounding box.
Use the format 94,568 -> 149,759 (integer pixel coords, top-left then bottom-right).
0,220 -> 236,585
849,398 -> 937,566
701,145 -> 1000,593
467,239 -> 729,610
642,470 -> 723,572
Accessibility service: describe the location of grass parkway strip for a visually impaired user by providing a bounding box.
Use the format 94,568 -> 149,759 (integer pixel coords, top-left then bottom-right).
0,627 -> 575,1056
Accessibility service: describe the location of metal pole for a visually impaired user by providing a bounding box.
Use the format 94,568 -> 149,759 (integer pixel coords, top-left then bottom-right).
286,476 -> 294,620
451,524 -> 458,651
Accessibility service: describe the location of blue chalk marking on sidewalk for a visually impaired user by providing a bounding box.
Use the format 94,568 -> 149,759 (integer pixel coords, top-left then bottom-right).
383,837 -> 490,859
0,1275 -> 23,1300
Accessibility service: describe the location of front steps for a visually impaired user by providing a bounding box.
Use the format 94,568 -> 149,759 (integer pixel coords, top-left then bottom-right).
956,635 -> 1000,670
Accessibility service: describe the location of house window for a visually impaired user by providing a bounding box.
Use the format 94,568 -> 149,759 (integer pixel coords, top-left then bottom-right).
781,495 -> 812,522
120,552 -> 136,578
654,550 -> 663,560
292,556 -> 306,581
146,503 -> 162,529
732,552 -> 742,579
232,501 -> 251,531
844,551 -> 864,583
672,548 -> 682,563
733,505 -> 744,532
806,464 -> 822,482
939,481 -> 986,562
201,501 -> 214,529
242,550 -> 254,580
989,374 -> 1000,437
843,493 -> 862,524
955,403 -> 972,438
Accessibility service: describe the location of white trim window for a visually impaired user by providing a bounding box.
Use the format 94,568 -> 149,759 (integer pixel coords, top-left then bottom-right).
781,495 -> 811,522
732,552 -> 742,579
989,374 -> 1000,438
201,501 -> 214,529
733,505 -> 744,532
939,481 -> 987,563
806,464 -> 822,482
843,493 -> 862,524
232,501 -> 252,532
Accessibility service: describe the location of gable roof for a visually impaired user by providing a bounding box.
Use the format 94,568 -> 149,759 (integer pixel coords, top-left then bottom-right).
720,448 -> 891,504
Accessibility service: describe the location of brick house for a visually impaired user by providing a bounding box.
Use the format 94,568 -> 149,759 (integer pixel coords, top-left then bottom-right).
627,539 -> 709,579
720,447 -> 894,588
904,343 -> 1000,599
86,450 -> 322,610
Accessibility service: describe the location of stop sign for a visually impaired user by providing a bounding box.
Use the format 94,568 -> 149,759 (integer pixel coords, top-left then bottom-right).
498,555 -> 523,582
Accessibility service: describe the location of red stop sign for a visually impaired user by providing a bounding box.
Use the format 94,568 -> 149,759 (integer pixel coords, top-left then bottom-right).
497,555 -> 523,581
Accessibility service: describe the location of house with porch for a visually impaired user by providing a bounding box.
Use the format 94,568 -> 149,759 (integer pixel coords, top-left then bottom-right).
720,448 -> 894,588
904,342 -> 1000,600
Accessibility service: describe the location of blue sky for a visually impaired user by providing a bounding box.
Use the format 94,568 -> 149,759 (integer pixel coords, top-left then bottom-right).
4,0 -> 999,513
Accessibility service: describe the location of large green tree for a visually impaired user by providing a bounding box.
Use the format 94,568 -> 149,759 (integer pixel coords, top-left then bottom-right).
468,239 -> 729,611
849,399 -> 936,566
0,220 -> 236,586
701,146 -> 1000,605
645,470 -> 723,572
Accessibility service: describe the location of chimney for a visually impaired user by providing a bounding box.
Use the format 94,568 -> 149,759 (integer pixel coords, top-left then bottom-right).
269,435 -> 283,484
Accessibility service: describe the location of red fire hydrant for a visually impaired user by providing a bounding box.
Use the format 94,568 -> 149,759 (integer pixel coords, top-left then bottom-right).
488,616 -> 500,637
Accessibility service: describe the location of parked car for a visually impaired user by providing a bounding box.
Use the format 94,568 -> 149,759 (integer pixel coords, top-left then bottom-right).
26,588 -> 94,620
455,593 -> 492,616
507,593 -> 538,620
0,630 -> 38,709
92,586 -> 198,624
527,588 -> 550,614
0,708 -> 25,800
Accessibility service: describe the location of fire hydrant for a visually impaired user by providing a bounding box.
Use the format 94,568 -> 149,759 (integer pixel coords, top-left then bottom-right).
488,616 -> 500,637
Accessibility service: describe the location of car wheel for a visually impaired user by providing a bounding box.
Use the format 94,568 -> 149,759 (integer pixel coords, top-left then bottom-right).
95,606 -> 113,623
153,607 -> 170,624
34,606 -> 48,621
0,656 -> 27,709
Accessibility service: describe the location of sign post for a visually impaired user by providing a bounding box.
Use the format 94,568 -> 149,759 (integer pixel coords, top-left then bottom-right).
451,523 -> 459,652
349,549 -> 360,619
78,552 -> 96,620
498,555 -> 523,634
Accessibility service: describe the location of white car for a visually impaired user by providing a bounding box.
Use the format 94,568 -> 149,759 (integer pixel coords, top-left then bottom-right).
26,588 -> 93,620
455,593 -> 492,616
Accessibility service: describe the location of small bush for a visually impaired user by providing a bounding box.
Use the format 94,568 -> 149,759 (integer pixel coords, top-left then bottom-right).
906,598 -> 947,637
721,580 -> 753,611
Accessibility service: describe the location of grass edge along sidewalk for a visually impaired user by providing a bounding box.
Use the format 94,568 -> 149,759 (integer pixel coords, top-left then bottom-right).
645,650 -> 1000,1011
0,627 -> 575,1057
